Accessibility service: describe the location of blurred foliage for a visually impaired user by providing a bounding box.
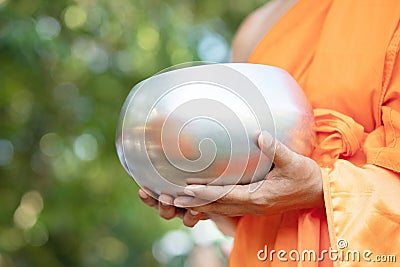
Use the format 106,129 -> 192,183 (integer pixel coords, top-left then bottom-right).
0,0 -> 267,266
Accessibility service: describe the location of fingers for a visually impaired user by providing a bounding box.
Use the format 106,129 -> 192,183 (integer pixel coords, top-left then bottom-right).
158,194 -> 177,220
258,131 -> 297,167
186,177 -> 215,185
138,189 -> 158,207
182,210 -> 202,227
178,183 -> 254,204
138,189 -> 206,227
138,190 -> 178,220
173,195 -> 209,208
190,202 -> 246,216
158,194 -> 205,227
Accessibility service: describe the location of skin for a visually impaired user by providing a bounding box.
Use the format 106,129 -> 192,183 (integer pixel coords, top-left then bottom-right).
139,132 -> 324,231
138,188 -> 206,227
138,0 -> 323,233
173,132 -> 324,215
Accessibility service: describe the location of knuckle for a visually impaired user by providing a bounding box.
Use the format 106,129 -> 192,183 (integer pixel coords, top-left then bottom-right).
194,205 -> 210,214
273,140 -> 287,155
249,191 -> 260,205
249,191 -> 267,206
274,140 -> 283,152
219,185 -> 245,203
292,154 -> 310,170
218,194 -> 230,203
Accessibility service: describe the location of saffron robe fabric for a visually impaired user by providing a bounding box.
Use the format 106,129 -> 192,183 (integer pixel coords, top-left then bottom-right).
229,1 -> 400,266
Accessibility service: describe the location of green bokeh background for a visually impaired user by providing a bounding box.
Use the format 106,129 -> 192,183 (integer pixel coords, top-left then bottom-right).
0,0 -> 267,266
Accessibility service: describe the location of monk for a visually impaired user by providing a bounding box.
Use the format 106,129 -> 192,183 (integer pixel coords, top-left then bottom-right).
139,0 -> 400,266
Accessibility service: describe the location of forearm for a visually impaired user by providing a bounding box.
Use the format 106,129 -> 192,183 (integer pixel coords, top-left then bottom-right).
208,214 -> 241,237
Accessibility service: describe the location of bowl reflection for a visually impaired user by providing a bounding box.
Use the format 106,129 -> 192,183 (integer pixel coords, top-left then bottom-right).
116,63 -> 315,197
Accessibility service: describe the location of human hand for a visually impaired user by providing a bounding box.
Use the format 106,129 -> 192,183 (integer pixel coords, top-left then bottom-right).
173,131 -> 324,216
138,189 -> 207,227
138,189 -> 240,235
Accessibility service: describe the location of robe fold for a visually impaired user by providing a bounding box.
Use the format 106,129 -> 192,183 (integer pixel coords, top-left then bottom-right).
229,1 -> 400,266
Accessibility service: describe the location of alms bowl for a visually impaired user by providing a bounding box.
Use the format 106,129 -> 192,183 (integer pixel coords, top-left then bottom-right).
116,63 -> 315,197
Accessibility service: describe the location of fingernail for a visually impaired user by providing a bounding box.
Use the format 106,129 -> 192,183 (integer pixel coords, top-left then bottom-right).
190,210 -> 199,216
183,189 -> 195,197
184,185 -> 205,196
138,190 -> 148,199
158,195 -> 172,206
186,185 -> 205,190
160,201 -> 170,206
174,196 -> 193,207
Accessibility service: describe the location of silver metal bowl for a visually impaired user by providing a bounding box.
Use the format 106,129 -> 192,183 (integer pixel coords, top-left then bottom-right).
116,63 -> 315,197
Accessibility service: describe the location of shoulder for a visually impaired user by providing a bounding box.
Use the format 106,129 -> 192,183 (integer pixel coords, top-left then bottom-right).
231,0 -> 298,62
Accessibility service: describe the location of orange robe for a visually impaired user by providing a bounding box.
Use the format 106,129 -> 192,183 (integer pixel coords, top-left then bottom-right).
229,1 -> 400,266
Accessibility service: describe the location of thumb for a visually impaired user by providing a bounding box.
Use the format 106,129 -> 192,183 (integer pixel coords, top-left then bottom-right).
257,131 -> 295,167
